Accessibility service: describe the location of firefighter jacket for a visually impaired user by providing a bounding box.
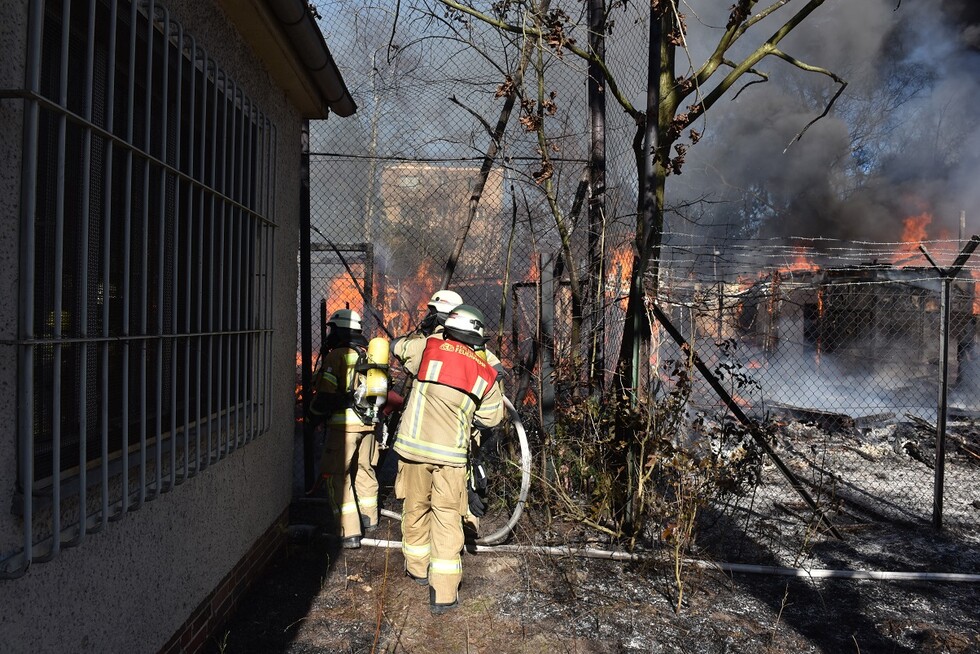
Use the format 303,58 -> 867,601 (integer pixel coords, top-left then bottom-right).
394,327 -> 506,391
310,344 -> 374,432
393,334 -> 505,466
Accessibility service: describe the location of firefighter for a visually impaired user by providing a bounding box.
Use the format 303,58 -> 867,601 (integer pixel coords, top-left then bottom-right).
391,289 -> 464,360
390,290 -> 503,536
392,305 -> 505,614
308,309 -> 382,549
382,289 -> 463,445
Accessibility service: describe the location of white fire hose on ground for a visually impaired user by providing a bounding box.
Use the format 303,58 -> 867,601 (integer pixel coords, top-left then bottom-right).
377,396 -> 531,546
359,537 -> 980,583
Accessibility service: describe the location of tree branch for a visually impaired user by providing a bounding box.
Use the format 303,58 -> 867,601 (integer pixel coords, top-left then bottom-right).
449,95 -> 497,141
784,78 -> 848,152
436,0 -> 641,120
688,0 -> 833,124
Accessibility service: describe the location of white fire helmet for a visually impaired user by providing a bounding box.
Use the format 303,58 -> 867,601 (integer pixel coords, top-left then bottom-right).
443,304 -> 486,346
327,309 -> 361,331
427,289 -> 463,315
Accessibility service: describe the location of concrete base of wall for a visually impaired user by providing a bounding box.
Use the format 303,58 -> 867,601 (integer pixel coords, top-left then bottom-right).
160,508 -> 289,654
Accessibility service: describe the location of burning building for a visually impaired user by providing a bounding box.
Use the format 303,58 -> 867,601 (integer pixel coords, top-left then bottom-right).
379,163 -> 505,280
737,263 -> 977,381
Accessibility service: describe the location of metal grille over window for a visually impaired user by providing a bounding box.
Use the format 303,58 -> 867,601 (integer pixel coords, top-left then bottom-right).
2,0 -> 277,576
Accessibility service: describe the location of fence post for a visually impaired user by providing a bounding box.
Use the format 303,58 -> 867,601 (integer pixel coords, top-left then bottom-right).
538,252 -> 557,506
934,276 -> 951,530
299,120 -> 315,493
919,235 -> 980,530
539,252 -> 556,442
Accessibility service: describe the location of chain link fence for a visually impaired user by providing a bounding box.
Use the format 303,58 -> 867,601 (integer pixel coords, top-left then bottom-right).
302,1 -> 980,568
645,241 -> 980,563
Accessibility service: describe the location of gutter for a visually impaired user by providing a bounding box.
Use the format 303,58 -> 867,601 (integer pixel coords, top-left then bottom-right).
263,0 -> 357,117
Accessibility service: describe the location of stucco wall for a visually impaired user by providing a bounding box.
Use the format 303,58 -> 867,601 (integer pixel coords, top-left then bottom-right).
0,1 -> 304,652
0,0 -> 27,579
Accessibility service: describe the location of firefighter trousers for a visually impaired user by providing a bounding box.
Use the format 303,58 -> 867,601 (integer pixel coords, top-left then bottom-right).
321,425 -> 379,538
395,458 -> 467,605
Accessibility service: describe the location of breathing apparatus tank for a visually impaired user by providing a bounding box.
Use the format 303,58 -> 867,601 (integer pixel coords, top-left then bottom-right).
364,337 -> 390,400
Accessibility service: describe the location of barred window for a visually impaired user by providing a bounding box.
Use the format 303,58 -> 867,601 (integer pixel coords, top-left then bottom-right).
7,0 -> 276,570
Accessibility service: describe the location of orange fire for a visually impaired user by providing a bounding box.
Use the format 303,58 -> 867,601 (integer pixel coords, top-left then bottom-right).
730,392 -> 752,409
324,274 -> 364,316
900,212 -> 931,247
785,246 -> 818,273
526,255 -> 540,283
606,244 -> 633,299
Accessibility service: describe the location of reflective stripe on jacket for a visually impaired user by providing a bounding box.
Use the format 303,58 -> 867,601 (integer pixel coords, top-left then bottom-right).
393,334 -> 505,466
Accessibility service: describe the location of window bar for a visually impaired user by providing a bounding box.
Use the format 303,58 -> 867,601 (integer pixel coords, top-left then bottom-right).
267,122 -> 277,433
216,71 -> 229,460
137,0 -> 157,508
205,57 -> 218,468
214,71 -> 226,460
181,36 -> 197,482
153,2 -> 169,498
229,86 -> 239,451
42,0 -> 75,562
119,0 -> 140,515
194,49 -> 209,475
6,0 -> 45,579
242,101 -> 255,443
99,0 -> 120,530
261,117 -> 270,434
70,0 -> 100,548
222,79 -> 236,456
170,22 -> 184,490
256,116 -> 267,435
233,86 -> 245,449
258,120 -> 268,434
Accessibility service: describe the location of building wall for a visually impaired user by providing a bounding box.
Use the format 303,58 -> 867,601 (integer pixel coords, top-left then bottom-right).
0,3 -> 26,587
0,1 -> 303,652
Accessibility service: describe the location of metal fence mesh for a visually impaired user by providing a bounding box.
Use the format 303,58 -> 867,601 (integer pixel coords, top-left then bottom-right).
303,1 -> 980,566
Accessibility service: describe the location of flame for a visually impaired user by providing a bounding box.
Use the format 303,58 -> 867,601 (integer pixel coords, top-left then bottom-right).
324,274 -> 364,316
972,269 -> 980,316
523,388 -> 537,407
900,212 -> 931,246
609,245 -> 632,292
730,392 -> 752,408
787,247 -> 818,273
526,255 -> 540,283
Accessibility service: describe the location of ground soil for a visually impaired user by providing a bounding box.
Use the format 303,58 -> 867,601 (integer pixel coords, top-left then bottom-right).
207,467 -> 980,654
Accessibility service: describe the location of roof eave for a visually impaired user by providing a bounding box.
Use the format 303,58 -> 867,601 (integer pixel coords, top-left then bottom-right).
215,0 -> 356,119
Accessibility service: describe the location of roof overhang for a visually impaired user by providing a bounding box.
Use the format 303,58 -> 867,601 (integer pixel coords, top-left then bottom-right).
214,0 -> 356,119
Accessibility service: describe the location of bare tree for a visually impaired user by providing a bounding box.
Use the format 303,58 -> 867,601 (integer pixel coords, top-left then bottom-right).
432,0 -> 846,393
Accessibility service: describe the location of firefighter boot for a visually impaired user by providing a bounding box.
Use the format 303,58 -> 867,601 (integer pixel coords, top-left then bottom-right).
429,586 -> 458,615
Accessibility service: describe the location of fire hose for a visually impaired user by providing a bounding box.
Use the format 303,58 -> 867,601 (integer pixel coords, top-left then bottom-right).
377,395 -> 531,546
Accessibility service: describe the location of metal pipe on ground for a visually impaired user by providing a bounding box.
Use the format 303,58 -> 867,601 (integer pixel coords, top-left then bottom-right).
357,537 -> 980,583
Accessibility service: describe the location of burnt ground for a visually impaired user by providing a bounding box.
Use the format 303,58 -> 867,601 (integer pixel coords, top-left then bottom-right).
206,418 -> 980,654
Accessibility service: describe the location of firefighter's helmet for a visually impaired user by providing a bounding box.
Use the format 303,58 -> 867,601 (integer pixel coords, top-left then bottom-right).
427,289 -> 463,315
327,309 -> 361,332
444,305 -> 487,346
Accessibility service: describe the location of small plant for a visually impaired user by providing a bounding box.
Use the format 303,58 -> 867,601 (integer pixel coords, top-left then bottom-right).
541,349 -> 773,611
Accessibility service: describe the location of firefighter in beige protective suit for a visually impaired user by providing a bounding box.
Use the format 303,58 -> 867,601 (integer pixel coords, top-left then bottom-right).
392,305 -> 505,614
308,309 -> 386,549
